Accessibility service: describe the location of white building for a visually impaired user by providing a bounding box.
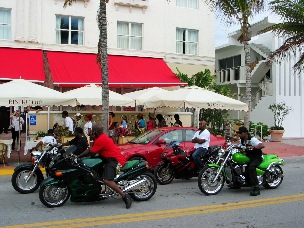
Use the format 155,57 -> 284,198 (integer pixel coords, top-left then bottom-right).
215,17 -> 304,137
0,0 -> 215,93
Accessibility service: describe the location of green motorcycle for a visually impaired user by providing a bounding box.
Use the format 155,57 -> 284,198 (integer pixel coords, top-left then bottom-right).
39,149 -> 157,207
198,143 -> 284,195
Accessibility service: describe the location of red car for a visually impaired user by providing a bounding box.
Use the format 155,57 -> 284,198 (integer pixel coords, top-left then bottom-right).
117,127 -> 225,169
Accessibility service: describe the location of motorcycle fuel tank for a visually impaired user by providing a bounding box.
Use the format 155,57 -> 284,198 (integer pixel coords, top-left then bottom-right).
232,152 -> 250,164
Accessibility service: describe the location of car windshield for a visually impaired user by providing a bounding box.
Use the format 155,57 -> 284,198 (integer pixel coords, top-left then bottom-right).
129,129 -> 164,144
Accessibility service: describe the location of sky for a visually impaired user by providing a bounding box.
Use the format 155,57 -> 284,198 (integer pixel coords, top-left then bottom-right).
215,10 -> 277,47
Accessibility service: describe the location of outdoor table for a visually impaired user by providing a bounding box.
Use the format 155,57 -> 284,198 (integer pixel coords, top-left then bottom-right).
0,139 -> 13,158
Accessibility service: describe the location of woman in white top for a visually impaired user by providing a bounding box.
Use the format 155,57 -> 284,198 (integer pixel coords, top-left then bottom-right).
83,114 -> 93,137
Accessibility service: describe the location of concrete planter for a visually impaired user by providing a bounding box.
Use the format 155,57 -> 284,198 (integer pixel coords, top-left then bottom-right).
270,130 -> 285,142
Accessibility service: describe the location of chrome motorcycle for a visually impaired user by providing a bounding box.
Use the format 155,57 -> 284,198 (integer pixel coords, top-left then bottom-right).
11,144 -> 61,194
198,143 -> 284,195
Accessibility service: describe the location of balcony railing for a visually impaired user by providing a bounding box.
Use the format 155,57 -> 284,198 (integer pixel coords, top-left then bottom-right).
218,67 -> 246,84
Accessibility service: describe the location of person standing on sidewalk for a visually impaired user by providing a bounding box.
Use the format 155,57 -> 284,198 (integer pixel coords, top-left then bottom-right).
10,110 -> 25,151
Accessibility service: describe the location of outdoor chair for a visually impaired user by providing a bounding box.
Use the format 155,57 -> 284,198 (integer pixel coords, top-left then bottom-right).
0,143 -> 7,167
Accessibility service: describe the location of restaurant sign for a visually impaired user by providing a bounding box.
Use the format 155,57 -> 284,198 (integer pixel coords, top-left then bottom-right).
8,99 -> 43,106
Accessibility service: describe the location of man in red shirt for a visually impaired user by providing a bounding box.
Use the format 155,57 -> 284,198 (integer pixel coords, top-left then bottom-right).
78,124 -> 132,209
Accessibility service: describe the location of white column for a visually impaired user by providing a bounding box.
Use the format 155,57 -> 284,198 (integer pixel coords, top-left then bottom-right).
14,0 -> 26,41
28,0 -> 38,42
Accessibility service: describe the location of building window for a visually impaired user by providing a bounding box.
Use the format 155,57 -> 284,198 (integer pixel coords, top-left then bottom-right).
176,0 -> 198,9
117,21 -> 142,50
0,9 -> 11,40
176,28 -> 198,55
56,15 -> 84,45
219,55 -> 241,70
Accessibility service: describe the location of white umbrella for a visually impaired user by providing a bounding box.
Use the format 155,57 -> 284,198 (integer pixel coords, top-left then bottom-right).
64,84 -> 135,106
0,78 -> 78,162
0,79 -> 78,106
124,87 -> 168,105
143,86 -> 248,111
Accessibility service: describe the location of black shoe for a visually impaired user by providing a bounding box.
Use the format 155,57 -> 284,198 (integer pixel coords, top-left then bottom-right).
123,193 -> 132,209
250,187 -> 260,196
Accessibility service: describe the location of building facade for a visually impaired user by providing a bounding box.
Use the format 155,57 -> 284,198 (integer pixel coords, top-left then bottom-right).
215,17 -> 304,137
0,0 -> 215,93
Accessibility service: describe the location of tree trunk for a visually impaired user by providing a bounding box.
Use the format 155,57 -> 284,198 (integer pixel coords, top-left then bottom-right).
243,41 -> 251,129
98,1 -> 109,133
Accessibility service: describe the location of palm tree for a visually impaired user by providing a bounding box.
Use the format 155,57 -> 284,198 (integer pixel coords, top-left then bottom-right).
259,0 -> 304,71
64,0 -> 110,133
205,0 -> 266,128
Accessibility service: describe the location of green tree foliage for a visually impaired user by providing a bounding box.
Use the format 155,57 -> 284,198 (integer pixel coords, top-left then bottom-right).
204,0 -> 267,129
259,0 -> 304,71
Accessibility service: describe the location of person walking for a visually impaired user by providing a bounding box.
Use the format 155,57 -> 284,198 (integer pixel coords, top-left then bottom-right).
10,110 -> 25,151
191,120 -> 210,171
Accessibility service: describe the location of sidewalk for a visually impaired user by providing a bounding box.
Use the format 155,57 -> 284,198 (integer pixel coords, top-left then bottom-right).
1,134 -> 304,175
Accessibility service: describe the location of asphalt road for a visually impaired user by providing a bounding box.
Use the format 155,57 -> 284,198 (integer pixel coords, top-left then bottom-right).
1,156 -> 304,228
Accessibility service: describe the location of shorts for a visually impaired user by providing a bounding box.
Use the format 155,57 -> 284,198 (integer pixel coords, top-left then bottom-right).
102,158 -> 118,181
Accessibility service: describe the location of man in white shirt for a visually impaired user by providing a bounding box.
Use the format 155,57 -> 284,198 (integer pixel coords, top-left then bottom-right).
32,129 -> 57,151
62,111 -> 74,134
192,120 -> 210,171
10,110 -> 25,151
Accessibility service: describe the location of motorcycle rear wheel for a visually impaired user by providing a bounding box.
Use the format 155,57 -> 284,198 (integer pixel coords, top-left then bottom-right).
39,183 -> 70,208
11,168 -> 44,194
129,172 -> 157,201
263,165 -> 283,189
154,162 -> 175,185
198,166 -> 224,195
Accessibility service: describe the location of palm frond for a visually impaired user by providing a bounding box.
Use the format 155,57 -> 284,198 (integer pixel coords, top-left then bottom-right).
258,0 -> 304,70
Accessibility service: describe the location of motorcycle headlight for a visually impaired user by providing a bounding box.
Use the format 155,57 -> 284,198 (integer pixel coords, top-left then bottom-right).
218,149 -> 225,157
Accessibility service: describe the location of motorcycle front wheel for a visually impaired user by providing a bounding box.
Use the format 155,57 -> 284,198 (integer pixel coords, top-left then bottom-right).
39,182 -> 70,208
198,166 -> 224,195
263,165 -> 283,189
129,172 -> 157,201
154,162 -> 175,185
11,167 -> 44,194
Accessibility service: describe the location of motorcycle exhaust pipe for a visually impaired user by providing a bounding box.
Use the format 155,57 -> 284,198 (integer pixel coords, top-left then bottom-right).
123,179 -> 146,192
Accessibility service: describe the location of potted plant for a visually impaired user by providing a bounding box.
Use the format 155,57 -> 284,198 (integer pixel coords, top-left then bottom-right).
268,102 -> 292,142
36,131 -> 46,140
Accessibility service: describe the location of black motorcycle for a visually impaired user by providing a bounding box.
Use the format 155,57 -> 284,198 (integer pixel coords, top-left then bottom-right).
39,151 -> 157,208
154,141 -> 221,185
11,144 -> 61,194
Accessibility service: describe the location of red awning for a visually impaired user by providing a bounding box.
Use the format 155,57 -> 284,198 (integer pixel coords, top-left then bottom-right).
47,51 -> 186,87
0,47 -> 45,82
